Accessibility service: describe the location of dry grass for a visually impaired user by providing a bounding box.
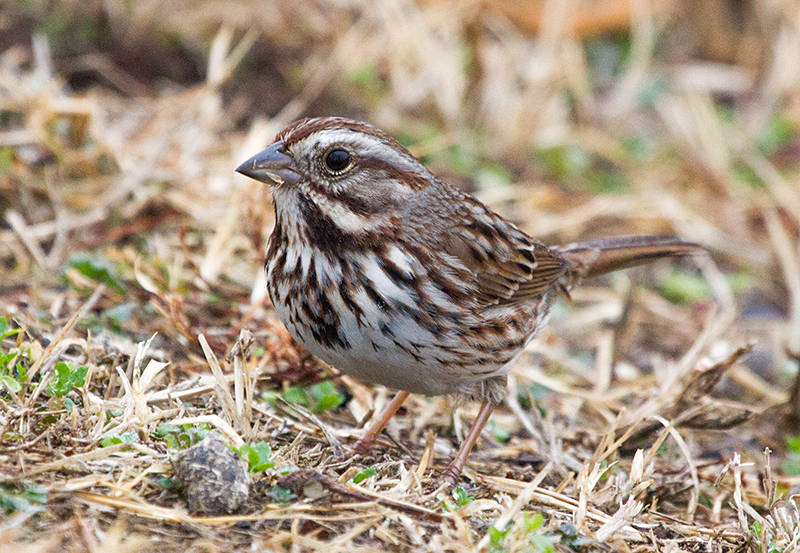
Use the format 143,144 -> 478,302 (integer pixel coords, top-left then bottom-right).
2,0 -> 800,551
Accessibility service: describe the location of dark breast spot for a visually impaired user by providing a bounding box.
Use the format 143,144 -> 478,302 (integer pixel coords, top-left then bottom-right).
364,283 -> 390,312
305,290 -> 351,351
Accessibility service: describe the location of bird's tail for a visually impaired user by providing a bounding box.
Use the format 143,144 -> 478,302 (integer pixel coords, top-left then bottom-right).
557,235 -> 702,280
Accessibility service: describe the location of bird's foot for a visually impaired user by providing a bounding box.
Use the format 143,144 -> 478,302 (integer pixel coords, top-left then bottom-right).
352,434 -> 377,456
438,464 -> 463,489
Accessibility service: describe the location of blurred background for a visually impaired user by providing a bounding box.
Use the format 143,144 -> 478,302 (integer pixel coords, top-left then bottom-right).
3,0 -> 800,545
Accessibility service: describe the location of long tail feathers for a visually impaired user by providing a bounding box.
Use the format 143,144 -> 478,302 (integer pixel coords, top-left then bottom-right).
557,236 -> 702,280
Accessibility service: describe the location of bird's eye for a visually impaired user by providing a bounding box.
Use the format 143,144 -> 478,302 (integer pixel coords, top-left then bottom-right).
324,149 -> 351,173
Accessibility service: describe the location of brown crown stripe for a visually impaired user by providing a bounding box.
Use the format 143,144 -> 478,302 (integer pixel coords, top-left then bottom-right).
278,117 -> 384,145
277,117 -> 419,163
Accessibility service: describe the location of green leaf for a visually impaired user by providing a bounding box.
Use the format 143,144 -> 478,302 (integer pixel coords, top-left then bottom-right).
39,414 -> 58,426
269,484 -> 296,505
47,361 -> 88,396
622,136 -> 656,162
554,522 -> 595,547
732,162 -> 765,189
67,254 -> 125,294
0,148 -> 13,174
781,457 -> 800,476
22,483 -> 47,505
238,442 -> 275,473
657,268 -> 712,304
152,423 -> 209,449
0,375 -> 22,393
523,512 -> 545,533
309,381 -> 344,413
276,464 -> 297,477
260,390 -> 280,403
529,534 -> 555,553
0,317 -> 22,341
584,34 -> 631,88
452,486 -> 474,507
487,525 -> 510,552
351,468 -> 377,484
536,145 -> 591,181
154,423 -> 181,437
586,162 -> 631,194
0,483 -> 48,515
345,63 -> 388,101
154,477 -> 179,489
637,76 -> 669,107
100,431 -> 139,447
283,387 -> 309,405
0,493 -> 29,514
758,115 -> 798,157
489,420 -> 511,443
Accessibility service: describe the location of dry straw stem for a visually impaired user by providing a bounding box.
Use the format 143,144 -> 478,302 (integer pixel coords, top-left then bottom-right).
275,396 -> 345,458
25,284 -> 105,382
199,334 -> 241,427
475,462 -> 553,549
74,490 -> 387,524
8,442 -> 161,479
170,415 -> 244,448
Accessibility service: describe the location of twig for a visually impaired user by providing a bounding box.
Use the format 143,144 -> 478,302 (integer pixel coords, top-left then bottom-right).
277,469 -> 446,523
27,284 -> 105,382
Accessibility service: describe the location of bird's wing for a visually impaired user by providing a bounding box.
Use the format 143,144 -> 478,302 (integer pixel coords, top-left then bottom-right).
442,201 -> 568,307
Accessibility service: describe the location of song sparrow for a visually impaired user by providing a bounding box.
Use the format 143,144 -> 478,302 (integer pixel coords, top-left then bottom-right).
236,117 -> 699,485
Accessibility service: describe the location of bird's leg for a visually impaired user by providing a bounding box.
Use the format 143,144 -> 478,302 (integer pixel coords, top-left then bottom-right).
353,390 -> 411,455
441,400 -> 496,487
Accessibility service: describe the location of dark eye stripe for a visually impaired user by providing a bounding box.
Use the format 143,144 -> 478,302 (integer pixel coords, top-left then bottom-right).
357,159 -> 430,190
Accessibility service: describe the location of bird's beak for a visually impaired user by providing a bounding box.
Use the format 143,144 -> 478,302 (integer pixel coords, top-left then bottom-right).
235,141 -> 300,186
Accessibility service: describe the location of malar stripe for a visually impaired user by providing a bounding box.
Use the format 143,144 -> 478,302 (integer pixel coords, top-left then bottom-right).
306,178 -> 375,216
297,193 -> 382,255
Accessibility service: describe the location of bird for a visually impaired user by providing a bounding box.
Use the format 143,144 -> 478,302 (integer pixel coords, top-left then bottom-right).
236,116 -> 700,485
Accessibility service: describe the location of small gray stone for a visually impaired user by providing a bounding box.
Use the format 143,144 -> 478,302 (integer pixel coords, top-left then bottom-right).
172,432 -> 249,515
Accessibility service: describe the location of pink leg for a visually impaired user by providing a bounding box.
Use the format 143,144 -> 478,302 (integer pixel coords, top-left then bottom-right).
441,401 -> 496,487
354,390 -> 411,455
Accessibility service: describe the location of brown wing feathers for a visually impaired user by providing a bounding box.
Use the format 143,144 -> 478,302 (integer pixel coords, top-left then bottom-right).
447,230 -> 699,307
444,220 -> 569,306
